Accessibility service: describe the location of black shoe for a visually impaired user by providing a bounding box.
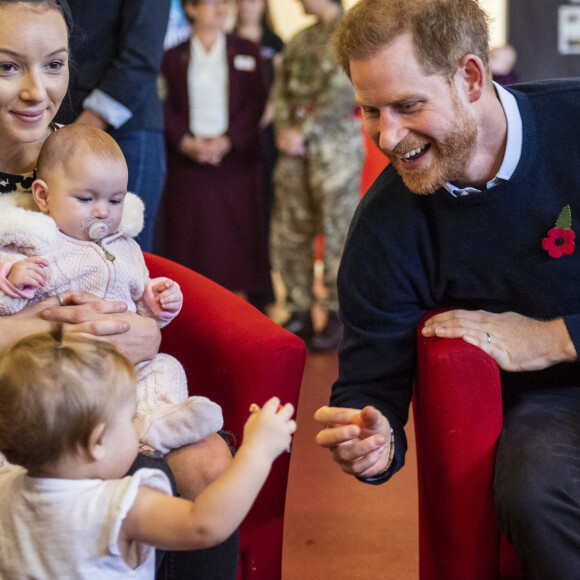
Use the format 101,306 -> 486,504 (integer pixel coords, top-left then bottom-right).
310,312 -> 343,352
283,311 -> 314,340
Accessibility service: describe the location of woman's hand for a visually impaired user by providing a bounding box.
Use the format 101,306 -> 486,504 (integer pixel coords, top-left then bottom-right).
179,135 -> 204,162
0,291 -> 160,364
44,291 -> 161,363
178,134 -> 232,166
198,135 -> 232,166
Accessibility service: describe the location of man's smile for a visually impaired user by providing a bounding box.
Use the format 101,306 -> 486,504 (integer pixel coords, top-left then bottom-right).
401,143 -> 430,163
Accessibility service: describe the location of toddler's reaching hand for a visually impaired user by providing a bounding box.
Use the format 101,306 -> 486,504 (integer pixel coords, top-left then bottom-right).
243,397 -> 296,463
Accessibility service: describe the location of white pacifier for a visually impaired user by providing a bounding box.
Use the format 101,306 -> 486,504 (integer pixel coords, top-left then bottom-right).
79,216 -> 113,240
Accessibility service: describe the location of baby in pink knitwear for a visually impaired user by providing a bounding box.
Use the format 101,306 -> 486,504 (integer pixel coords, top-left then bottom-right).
0,125 -> 223,456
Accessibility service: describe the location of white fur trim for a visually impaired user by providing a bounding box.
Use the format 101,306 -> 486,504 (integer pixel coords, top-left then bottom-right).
0,191 -> 145,246
0,194 -> 58,248
119,192 -> 145,238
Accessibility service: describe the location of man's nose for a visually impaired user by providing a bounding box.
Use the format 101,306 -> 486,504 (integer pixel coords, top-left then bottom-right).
378,109 -> 408,153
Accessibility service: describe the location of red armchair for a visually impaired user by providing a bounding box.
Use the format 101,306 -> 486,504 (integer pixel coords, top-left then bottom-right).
144,253 -> 306,580
413,312 -> 522,580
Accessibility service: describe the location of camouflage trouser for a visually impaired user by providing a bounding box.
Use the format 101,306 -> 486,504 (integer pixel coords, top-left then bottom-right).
270,140 -> 363,313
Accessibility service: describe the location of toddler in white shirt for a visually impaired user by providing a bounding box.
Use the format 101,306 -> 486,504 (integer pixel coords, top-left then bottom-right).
0,328 -> 295,578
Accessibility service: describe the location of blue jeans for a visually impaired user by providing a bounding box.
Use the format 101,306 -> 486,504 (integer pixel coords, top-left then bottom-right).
494,385 -> 580,579
111,129 -> 166,253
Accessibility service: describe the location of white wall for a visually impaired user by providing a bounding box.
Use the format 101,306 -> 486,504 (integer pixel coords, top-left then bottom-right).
481,0 -> 507,47
270,0 -> 506,47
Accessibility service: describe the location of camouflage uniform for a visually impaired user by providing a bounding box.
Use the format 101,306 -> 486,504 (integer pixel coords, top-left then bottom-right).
270,9 -> 363,313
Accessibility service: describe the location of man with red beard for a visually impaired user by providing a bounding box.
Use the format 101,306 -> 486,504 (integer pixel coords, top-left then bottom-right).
314,1 -> 580,578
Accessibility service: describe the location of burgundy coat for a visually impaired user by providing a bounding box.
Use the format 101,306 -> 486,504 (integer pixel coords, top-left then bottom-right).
156,35 -> 270,295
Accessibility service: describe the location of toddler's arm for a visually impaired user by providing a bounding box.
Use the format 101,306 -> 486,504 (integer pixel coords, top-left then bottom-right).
123,397 -> 296,550
0,257 -> 49,299
142,277 -> 183,323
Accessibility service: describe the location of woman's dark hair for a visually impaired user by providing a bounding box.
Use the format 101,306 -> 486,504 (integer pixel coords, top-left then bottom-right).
180,0 -> 196,23
54,0 -> 73,31
0,0 -> 73,33
234,0 -> 277,36
260,0 -> 275,33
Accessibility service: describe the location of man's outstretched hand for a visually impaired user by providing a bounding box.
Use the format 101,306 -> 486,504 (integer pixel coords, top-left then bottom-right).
315,405 -> 392,479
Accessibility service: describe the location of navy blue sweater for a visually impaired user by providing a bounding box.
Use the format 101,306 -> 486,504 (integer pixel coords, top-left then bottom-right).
331,79 -> 580,480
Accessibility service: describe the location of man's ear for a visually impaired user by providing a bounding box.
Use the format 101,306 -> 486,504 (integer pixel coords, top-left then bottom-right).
456,54 -> 487,103
31,179 -> 50,213
86,422 -> 107,462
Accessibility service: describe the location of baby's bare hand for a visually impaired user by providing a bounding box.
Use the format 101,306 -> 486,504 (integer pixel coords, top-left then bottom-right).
7,257 -> 48,290
151,278 -> 183,312
159,281 -> 183,311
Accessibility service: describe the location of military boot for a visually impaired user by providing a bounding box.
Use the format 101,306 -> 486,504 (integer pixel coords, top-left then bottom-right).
310,311 -> 343,352
283,310 -> 314,341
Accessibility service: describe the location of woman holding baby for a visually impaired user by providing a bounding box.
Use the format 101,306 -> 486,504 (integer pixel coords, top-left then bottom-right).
0,0 -> 238,577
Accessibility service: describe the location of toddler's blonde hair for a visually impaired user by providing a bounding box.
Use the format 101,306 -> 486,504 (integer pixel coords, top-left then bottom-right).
0,327 -> 135,470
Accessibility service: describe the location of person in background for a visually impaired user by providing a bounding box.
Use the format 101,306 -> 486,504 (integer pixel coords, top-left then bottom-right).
490,44 -> 520,86
0,328 -> 296,578
157,0 -> 271,306
314,1 -> 580,578
235,0 -> 284,221
55,0 -> 171,254
235,0 -> 285,312
270,0 -> 363,352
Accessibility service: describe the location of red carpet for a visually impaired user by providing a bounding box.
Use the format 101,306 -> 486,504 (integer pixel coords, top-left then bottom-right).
282,352 -> 419,580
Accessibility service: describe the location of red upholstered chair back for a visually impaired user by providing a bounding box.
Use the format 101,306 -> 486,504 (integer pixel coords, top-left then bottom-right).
413,312 -> 523,580
144,253 -> 306,580
360,127 -> 389,196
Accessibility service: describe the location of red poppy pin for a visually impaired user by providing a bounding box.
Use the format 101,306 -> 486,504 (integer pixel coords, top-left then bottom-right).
542,205 -> 575,258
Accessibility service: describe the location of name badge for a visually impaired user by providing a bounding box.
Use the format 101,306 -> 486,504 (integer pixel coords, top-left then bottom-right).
234,54 -> 256,72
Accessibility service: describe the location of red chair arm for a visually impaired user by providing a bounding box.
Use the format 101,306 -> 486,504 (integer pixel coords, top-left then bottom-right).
143,253 -> 306,579
414,311 -> 504,580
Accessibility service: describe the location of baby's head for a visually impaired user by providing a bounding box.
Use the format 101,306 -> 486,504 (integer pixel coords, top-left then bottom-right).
0,328 -> 138,477
32,125 -> 129,242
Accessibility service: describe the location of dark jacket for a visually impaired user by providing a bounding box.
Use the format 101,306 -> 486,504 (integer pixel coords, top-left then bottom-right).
57,0 -> 171,131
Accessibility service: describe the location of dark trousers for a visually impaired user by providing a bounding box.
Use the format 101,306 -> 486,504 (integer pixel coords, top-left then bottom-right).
128,447 -> 239,580
494,386 -> 580,579
158,532 -> 239,580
